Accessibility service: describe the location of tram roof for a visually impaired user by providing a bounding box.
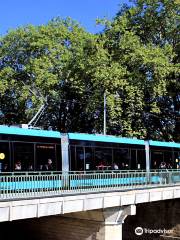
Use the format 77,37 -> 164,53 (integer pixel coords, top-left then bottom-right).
68,133 -> 145,145
149,140 -> 180,149
0,125 -> 61,138
0,126 -> 179,148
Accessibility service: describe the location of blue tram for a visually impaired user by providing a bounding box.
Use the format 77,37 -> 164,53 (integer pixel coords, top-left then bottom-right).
0,125 -> 180,173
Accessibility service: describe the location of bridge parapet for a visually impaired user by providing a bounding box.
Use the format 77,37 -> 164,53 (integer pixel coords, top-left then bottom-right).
0,185 -> 180,222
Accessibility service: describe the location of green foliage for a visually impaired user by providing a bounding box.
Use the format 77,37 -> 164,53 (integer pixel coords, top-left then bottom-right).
105,0 -> 180,140
0,18 -> 97,131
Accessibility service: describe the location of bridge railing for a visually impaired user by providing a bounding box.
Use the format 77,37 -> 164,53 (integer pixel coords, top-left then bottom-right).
0,169 -> 180,176
0,170 -> 179,200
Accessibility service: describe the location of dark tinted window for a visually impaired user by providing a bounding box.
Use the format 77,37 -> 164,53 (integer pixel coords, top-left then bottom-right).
114,148 -> 130,170
85,147 -> 94,170
130,149 -> 137,170
174,151 -> 180,169
0,141 -> 10,172
76,147 -> 84,171
151,149 -> 173,169
137,150 -> 146,169
70,146 -> 76,171
95,148 -> 112,170
36,144 -> 56,171
13,142 -> 34,171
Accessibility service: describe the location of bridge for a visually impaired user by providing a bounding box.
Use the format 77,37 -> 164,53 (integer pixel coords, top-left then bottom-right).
0,170 -> 180,240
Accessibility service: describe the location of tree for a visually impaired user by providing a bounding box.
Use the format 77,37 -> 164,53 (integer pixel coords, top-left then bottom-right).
0,18 -> 99,132
94,0 -> 179,140
115,0 -> 180,140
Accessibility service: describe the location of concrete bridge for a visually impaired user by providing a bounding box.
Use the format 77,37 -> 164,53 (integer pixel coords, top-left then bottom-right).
0,170 -> 180,240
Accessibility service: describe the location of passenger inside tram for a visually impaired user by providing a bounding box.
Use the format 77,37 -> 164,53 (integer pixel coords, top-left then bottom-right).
14,161 -> 22,171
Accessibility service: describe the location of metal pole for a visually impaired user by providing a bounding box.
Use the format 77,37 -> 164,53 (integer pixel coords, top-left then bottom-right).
104,91 -> 106,135
28,104 -> 45,126
145,140 -> 150,172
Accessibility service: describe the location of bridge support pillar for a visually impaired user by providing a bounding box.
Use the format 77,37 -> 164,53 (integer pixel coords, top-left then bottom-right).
101,205 -> 136,240
64,205 -> 136,240
102,223 -> 122,240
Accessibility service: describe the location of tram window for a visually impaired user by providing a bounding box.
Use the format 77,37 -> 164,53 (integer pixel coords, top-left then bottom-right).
137,150 -> 146,169
13,143 -> 34,171
130,149 -> 137,170
0,142 -> 10,172
151,151 -> 163,169
85,147 -> 94,170
70,146 -> 76,171
113,148 -> 129,170
36,144 -> 56,171
95,148 -> 112,170
76,147 -> 84,171
164,151 -> 173,168
174,151 -> 180,169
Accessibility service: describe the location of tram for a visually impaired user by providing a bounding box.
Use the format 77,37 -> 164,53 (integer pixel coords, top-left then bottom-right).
0,125 -> 180,173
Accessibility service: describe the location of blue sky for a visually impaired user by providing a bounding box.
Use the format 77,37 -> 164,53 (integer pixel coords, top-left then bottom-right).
0,0 -> 129,36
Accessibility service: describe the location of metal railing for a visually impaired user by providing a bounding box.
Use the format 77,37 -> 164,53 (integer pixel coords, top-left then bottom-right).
1,169 -> 180,175
0,170 -> 179,200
